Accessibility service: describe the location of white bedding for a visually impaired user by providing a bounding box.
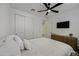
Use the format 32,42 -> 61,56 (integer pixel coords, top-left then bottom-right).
0,36 -> 75,56
0,36 -> 21,56
21,37 -> 75,56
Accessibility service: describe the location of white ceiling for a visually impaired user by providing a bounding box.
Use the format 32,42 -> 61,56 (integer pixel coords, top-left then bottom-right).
11,3 -> 79,16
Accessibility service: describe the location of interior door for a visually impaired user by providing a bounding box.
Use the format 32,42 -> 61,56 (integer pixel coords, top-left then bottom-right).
15,14 -> 25,40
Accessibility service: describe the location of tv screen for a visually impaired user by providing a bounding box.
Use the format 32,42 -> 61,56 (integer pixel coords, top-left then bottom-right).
57,21 -> 69,28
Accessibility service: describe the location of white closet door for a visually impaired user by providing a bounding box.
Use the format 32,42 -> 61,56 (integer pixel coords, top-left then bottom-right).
15,14 -> 25,40
25,17 -> 34,39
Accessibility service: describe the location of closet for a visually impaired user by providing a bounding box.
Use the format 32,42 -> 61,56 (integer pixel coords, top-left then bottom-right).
15,14 -> 34,40
12,9 -> 43,40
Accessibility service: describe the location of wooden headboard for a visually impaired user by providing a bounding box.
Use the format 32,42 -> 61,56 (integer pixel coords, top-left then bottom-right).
51,34 -> 77,51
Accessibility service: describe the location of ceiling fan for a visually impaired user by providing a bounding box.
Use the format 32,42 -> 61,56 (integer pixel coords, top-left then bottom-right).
38,3 -> 63,15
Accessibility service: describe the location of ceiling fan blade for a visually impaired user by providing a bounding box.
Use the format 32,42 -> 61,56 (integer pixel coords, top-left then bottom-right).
46,12 -> 49,15
37,10 -> 47,12
51,10 -> 59,13
50,3 -> 63,9
43,3 -> 49,9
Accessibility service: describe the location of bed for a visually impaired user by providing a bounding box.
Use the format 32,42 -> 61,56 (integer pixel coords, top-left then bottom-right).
0,34 -> 78,56
21,34 -> 77,56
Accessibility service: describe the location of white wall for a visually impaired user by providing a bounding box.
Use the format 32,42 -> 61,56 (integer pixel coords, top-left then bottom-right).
0,3 -> 11,38
11,9 -> 45,39
48,4 -> 79,43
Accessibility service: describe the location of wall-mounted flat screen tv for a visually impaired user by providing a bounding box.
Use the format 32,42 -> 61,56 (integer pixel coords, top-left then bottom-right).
57,21 -> 69,28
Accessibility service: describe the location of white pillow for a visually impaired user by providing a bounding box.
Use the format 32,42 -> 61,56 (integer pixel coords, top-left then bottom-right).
7,35 -> 24,50
23,39 -> 31,50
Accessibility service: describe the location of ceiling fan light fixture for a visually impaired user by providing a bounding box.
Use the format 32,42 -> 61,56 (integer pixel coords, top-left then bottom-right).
48,10 -> 51,12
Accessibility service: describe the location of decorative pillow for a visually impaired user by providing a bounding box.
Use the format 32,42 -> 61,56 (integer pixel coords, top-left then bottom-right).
7,35 -> 24,50
23,39 -> 31,50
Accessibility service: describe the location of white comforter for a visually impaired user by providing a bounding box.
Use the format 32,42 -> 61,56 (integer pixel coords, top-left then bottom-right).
0,36 -> 21,56
21,37 -> 75,56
